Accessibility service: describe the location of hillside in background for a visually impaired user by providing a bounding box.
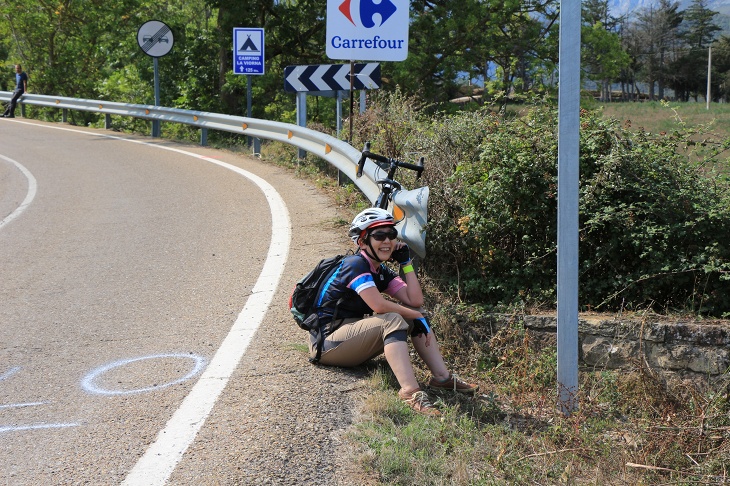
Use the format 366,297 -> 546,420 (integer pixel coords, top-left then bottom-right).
608,0 -> 730,36
609,0 -> 730,16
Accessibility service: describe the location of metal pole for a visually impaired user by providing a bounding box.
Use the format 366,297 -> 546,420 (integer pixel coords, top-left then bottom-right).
557,0 -> 581,415
349,61 -> 354,143
360,90 -> 366,114
707,46 -> 712,110
296,92 -> 306,159
247,75 -> 253,146
336,90 -> 343,137
153,57 -> 161,138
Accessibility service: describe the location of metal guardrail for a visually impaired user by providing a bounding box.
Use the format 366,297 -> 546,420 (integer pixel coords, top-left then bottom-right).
0,91 -> 380,202
0,91 -> 428,256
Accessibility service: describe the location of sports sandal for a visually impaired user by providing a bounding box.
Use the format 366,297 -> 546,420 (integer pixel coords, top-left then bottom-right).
428,373 -> 478,395
398,389 -> 441,417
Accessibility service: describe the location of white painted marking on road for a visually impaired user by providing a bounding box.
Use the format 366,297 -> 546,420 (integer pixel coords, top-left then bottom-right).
0,423 -> 80,434
0,155 -> 37,231
0,401 -> 48,410
9,121 -> 292,484
0,366 -> 21,381
81,354 -> 207,396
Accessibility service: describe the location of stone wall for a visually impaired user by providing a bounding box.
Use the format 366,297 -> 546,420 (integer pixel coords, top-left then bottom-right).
472,313 -> 730,387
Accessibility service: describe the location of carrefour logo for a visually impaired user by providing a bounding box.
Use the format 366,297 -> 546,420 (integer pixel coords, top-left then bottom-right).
338,0 -> 397,28
326,0 -> 409,61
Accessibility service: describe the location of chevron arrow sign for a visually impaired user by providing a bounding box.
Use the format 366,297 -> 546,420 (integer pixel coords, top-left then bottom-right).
284,63 -> 380,93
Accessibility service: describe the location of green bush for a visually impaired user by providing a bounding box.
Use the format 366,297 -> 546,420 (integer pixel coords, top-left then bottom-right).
578,109 -> 730,314
358,99 -> 730,315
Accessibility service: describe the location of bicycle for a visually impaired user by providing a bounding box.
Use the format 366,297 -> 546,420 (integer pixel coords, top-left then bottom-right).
355,141 -> 429,261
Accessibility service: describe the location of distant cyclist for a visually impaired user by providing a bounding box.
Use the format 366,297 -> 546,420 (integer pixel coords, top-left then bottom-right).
3,64 -> 28,118
310,207 -> 477,416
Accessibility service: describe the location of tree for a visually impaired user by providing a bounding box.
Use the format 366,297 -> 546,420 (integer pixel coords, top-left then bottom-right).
629,0 -> 683,100
682,0 -> 721,49
582,0 -> 630,102
711,35 -> 730,102
665,0 -> 720,101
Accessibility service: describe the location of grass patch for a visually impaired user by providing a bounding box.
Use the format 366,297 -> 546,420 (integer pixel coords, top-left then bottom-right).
596,101 -> 730,139
285,342 -> 309,355
346,319 -> 730,485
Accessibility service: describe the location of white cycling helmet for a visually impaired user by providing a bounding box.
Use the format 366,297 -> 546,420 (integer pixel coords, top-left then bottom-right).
348,208 -> 395,243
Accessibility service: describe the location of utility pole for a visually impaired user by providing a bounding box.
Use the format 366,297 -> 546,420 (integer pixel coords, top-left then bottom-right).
707,46 -> 712,110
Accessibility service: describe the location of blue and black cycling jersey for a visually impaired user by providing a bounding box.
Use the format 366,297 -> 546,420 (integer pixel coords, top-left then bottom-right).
314,252 -> 405,329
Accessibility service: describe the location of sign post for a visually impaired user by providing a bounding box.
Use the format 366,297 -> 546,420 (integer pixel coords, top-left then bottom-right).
284,63 -> 380,157
326,0 -> 409,142
284,63 -> 380,92
557,0 -> 581,415
137,20 -> 174,138
233,28 -> 265,152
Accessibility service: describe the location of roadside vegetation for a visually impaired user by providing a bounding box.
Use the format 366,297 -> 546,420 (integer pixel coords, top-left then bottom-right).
267,92 -> 730,484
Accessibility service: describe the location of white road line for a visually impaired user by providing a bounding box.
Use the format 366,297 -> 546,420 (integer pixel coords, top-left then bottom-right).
0,402 -> 48,410
10,121 -> 292,484
0,154 -> 37,231
0,423 -> 80,433
0,366 -> 22,381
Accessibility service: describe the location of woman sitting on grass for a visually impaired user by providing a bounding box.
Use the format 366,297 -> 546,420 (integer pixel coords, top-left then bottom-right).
310,208 -> 477,416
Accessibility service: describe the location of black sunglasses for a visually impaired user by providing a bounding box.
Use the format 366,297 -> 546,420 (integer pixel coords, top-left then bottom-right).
369,228 -> 398,241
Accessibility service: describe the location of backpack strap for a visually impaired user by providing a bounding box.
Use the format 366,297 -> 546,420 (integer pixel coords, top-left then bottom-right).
308,250 -> 356,364
309,297 -> 345,364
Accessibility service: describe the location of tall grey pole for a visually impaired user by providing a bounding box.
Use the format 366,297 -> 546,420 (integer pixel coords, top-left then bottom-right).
247,75 -> 253,146
349,61 -> 355,143
296,92 -> 306,159
707,46 -> 712,110
557,0 -> 581,415
336,91 -> 343,137
152,57 -> 161,138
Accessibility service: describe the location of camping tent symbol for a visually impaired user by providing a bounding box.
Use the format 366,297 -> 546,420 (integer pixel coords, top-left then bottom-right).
239,35 -> 260,53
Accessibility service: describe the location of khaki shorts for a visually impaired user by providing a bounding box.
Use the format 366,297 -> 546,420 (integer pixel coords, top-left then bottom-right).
312,312 -> 413,367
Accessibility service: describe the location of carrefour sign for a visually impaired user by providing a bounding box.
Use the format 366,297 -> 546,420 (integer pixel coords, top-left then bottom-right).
326,0 -> 409,61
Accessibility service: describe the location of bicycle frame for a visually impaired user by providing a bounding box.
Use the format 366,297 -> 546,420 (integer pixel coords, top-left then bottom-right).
357,142 -> 424,212
356,142 -> 429,258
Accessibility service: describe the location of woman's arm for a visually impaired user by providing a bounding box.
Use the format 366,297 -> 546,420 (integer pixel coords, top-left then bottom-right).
358,286 -> 422,319
392,267 -> 424,308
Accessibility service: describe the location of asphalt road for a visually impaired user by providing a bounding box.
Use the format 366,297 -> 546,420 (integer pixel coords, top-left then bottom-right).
0,119 -> 362,485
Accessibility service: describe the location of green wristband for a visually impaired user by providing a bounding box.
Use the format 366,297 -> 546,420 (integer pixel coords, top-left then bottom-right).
402,264 -> 414,274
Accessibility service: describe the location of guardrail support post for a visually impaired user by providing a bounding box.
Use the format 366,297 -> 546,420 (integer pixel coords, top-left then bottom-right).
200,128 -> 208,146
62,109 -> 68,123
296,92 -> 307,159
105,114 -> 111,129
253,137 -> 261,156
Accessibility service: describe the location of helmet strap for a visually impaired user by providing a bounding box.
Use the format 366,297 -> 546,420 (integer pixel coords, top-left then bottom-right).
363,235 -> 386,263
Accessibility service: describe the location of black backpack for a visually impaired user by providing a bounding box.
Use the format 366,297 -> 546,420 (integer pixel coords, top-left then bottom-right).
289,252 -> 352,363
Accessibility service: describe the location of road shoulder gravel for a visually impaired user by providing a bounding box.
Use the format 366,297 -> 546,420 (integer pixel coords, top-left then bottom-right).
163,146 -> 377,485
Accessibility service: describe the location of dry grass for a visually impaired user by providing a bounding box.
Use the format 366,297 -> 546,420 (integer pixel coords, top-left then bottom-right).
345,313 -> 730,485
596,100 -> 730,144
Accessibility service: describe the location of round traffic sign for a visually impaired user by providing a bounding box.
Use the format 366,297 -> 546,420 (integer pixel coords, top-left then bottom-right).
137,20 -> 174,58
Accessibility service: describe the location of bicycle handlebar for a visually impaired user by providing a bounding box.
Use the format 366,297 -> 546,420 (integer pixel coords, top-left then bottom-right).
355,142 -> 371,178
356,142 -> 425,180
